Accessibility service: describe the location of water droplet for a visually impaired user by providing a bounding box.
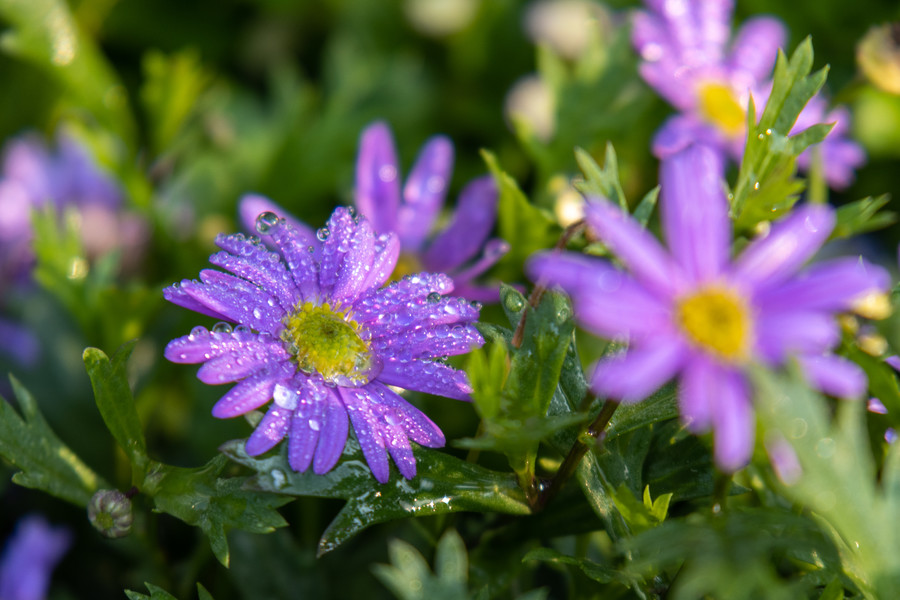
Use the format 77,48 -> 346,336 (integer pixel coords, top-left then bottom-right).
427,292 -> 442,303
309,418 -> 321,431
317,227 -> 330,241
212,322 -> 233,334
273,384 -> 299,410
270,469 -> 287,489
252,307 -> 263,320
191,325 -> 209,337
255,211 -> 280,234
557,306 -> 571,322
470,300 -> 483,311
234,325 -> 250,334
385,411 -> 402,426
504,293 -> 525,312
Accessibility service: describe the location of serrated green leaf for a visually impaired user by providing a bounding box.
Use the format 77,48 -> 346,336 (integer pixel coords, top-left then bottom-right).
574,143 -> 627,209
631,186 -> 660,228
142,455 -> 291,567
373,530 -> 470,600
83,343 -> 149,477
124,583 -> 179,600
0,0 -> 134,143
221,438 -> 529,557
732,37 -> 829,226
483,149 -> 561,279
0,376 -> 106,506
832,195 -> 897,240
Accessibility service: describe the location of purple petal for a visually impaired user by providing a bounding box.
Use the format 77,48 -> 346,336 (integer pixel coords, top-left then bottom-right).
164,283 -> 232,322
363,294 -> 480,340
798,354 -> 867,399
265,221 -> 320,303
355,121 -> 401,235
659,144 -> 730,284
237,193 -> 315,244
245,405 -> 291,455
727,17 -> 786,85
527,252 -> 673,342
287,379 -> 329,473
312,386 -> 350,475
184,270 -> 284,335
372,323 -> 484,361
731,204 -> 835,290
589,339 -> 686,402
584,196 -> 684,297
652,115 -> 729,160
332,217 -> 376,303
443,239 -> 509,298
317,207 -> 361,296
164,328 -> 287,365
396,135 -> 454,251
708,367 -> 753,472
678,353 -> 720,433
754,310 -> 840,364
0,515 -> 71,600
369,381 -> 445,447
632,12 -> 696,110
211,371 -> 283,418
340,386 -> 391,483
422,176 -> 498,272
378,359 -> 473,401
754,257 -> 889,314
361,232 -> 400,292
210,234 -> 298,310
196,345 -> 278,384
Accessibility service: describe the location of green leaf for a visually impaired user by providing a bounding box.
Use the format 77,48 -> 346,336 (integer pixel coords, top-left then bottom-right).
731,37 -> 828,226
220,438 -> 530,557
141,49 -> 213,154
83,343 -> 149,477
0,375 -> 106,506
373,530 -> 470,600
0,0 -> 134,143
125,583 -> 215,600
523,547 -> 626,586
831,195 -> 897,240
574,143 -> 627,210
141,455 -> 291,567
483,149 -> 561,279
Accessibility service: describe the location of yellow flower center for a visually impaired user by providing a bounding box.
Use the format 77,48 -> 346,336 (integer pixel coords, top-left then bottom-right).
697,81 -> 746,137
282,301 -> 377,385
676,286 -> 752,362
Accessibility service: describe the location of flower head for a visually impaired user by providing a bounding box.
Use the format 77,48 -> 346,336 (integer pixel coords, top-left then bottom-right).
633,0 -> 864,188
528,145 -> 888,470
239,121 -> 507,302
166,206 -> 484,483
0,515 -> 71,600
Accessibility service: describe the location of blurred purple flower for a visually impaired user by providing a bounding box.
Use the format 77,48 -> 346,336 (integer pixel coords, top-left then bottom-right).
633,0 -> 864,189
528,145 -> 888,471
239,121 -> 507,302
165,207 -> 484,483
0,515 -> 71,600
0,130 -> 135,366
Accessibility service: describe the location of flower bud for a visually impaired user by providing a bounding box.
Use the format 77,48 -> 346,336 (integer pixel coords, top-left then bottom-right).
857,23 -> 900,95
87,489 -> 133,538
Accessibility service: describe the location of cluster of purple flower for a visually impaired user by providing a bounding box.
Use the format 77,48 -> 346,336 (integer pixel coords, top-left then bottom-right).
164,0 -> 887,483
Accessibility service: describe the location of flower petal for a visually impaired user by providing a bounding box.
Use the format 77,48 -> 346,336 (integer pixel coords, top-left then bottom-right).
589,339 -> 686,402
754,257 -> 890,313
165,328 -> 286,365
652,115 -> 727,160
237,193 -> 315,245
422,176 -> 498,272
397,135 -> 454,251
265,220 -> 320,303
340,386 -> 392,483
754,310 -> 840,364
361,232 -> 400,292
659,144 -> 730,284
0,318 -> 39,367
332,217 -> 376,303
731,203 -> 835,289
709,367 -> 753,472
527,252 -> 672,342
184,270 -> 284,335
210,234 -> 298,310
287,380 -> 329,473
372,323 -> 484,361
355,122 -> 401,235
797,354 -> 867,399
727,17 -> 786,85
164,283 -> 232,321
245,405 -> 291,455
211,371 -> 282,418
369,381 -> 445,448
584,196 -> 684,297
312,386 -> 350,475
378,358 -> 473,401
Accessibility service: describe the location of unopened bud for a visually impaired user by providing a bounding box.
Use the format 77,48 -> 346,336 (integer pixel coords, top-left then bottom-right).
88,489 -> 133,538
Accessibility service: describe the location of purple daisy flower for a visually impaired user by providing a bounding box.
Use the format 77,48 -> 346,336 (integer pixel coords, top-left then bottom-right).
165,206 -> 484,483
528,145 -> 888,471
633,0 -> 864,189
0,515 -> 71,600
239,121 -> 508,302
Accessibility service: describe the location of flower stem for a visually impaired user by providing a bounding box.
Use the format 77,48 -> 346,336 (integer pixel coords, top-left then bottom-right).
536,399 -> 619,510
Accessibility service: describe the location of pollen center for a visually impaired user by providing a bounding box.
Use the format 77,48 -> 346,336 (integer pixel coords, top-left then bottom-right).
282,301 -> 377,386
697,81 -> 746,137
676,286 -> 751,362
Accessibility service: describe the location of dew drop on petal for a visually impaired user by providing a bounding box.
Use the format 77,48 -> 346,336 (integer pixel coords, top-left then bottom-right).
317,227 -> 330,241
308,418 -> 321,432
273,383 -> 299,411
427,292 -> 442,303
191,325 -> 209,337
212,322 -> 233,334
253,307 -> 263,320
255,211 -> 281,234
